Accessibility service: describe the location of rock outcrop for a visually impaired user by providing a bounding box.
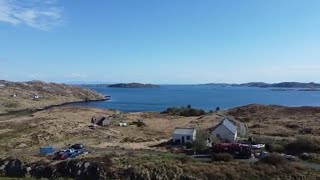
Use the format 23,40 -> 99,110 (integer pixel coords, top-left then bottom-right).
0,159 -> 26,178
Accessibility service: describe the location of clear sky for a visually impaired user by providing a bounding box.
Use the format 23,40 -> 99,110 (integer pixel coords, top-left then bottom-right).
0,0 -> 320,84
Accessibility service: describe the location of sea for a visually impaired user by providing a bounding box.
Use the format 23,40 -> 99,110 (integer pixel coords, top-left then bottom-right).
73,85 -> 320,112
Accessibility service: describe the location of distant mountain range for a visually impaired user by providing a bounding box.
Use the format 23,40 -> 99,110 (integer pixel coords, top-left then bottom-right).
202,82 -> 320,88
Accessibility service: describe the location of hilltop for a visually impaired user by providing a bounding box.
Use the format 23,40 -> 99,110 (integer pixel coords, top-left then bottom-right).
107,83 -> 159,88
0,80 -> 106,114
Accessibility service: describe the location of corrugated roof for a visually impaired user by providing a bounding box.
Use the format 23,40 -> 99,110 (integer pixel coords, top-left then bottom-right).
212,118 -> 237,134
173,128 -> 195,135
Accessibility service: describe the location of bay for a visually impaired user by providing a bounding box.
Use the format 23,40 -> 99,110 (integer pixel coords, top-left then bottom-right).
73,85 -> 320,112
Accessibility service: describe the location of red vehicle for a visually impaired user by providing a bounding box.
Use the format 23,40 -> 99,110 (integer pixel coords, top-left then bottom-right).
212,143 -> 252,159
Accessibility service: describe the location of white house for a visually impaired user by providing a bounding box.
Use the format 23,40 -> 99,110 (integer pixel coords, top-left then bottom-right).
211,118 -> 237,143
172,128 -> 196,144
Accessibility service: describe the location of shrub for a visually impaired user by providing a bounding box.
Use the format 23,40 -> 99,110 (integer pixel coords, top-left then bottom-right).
265,144 -> 285,153
259,153 -> 287,166
212,153 -> 233,162
177,156 -> 193,164
131,120 -> 146,127
299,153 -> 312,161
285,123 -> 300,129
193,130 -> 209,152
299,128 -> 313,134
285,136 -> 320,154
299,153 -> 320,163
162,105 -> 206,117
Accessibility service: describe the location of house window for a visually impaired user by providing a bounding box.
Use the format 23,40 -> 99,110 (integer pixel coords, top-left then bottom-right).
186,136 -> 191,140
216,134 -> 220,138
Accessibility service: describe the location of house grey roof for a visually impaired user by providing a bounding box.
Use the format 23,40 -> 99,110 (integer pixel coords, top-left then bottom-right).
212,118 -> 237,134
173,128 -> 195,135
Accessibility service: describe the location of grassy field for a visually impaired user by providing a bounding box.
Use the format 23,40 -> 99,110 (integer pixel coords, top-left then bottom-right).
1,104 -> 320,179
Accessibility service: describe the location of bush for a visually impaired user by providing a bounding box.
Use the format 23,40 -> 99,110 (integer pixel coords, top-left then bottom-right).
212,153 -> 233,162
177,156 -> 193,164
131,120 -> 146,127
299,128 -> 313,134
193,130 -> 209,152
259,153 -> 287,166
285,123 -> 300,129
265,144 -> 285,153
162,105 -> 206,117
299,153 -> 320,163
285,137 -> 320,154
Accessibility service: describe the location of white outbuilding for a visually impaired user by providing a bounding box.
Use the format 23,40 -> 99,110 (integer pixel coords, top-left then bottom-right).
211,118 -> 238,143
172,128 -> 196,144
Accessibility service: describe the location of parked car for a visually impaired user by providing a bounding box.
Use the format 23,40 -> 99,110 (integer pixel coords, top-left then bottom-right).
71,144 -> 84,150
281,153 -> 296,161
69,150 -> 84,158
251,144 -> 265,150
254,151 -> 269,158
53,149 -> 75,160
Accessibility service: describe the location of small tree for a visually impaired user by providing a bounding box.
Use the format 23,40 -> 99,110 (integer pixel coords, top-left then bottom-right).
193,129 -> 209,152
215,107 -> 220,112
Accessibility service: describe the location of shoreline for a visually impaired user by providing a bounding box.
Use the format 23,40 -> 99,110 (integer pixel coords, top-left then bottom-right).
0,97 -> 110,117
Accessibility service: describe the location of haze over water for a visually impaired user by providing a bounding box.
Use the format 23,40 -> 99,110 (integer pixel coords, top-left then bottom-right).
73,85 -> 320,112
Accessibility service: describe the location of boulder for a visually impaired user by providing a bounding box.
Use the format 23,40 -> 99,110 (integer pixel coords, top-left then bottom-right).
29,164 -> 55,179
0,159 -> 26,178
55,160 -> 106,179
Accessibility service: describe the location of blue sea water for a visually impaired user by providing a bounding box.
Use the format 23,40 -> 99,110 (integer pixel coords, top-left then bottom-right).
73,85 -> 320,112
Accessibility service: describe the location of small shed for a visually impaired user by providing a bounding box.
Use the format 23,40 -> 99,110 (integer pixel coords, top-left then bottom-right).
91,116 -> 111,127
172,128 -> 196,144
211,118 -> 238,143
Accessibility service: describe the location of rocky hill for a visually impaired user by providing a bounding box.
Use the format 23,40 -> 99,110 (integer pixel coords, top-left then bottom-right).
107,83 -> 159,88
0,80 -> 106,114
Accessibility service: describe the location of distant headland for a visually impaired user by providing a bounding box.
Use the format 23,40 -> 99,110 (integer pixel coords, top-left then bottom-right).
107,83 -> 160,88
202,82 -> 320,89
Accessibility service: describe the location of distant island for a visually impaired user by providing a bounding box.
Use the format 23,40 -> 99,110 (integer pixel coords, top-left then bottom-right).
107,83 -> 160,88
202,82 -> 320,89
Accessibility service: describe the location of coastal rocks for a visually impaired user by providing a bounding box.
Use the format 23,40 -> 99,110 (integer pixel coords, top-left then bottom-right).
29,164 -> 55,179
27,160 -> 107,179
55,160 -> 106,179
0,158 -> 108,179
0,159 -> 26,178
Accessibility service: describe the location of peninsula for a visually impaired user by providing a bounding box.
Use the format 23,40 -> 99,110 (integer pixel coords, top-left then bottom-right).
0,80 -> 106,114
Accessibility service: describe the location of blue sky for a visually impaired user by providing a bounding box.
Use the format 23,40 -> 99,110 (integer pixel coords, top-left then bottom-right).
0,0 -> 320,84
